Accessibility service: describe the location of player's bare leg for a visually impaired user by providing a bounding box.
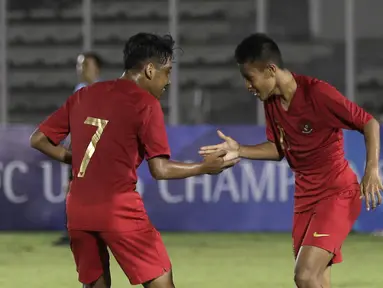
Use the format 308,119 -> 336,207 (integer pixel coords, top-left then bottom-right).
83,272 -> 111,288
321,266 -> 331,288
294,246 -> 333,288
143,270 -> 175,288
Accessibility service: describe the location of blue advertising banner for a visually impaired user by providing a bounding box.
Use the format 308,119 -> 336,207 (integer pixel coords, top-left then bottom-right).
0,125 -> 382,232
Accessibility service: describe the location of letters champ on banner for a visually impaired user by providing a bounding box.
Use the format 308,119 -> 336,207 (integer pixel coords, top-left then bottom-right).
0,125 -> 382,232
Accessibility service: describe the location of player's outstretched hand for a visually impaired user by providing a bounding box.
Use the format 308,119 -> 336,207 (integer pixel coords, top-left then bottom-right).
202,150 -> 240,175
199,130 -> 240,161
360,166 -> 383,211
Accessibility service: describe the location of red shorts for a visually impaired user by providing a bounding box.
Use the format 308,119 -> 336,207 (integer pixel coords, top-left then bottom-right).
292,190 -> 361,264
69,227 -> 171,285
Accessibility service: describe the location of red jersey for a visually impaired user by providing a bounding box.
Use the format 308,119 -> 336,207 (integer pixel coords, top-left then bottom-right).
39,79 -> 170,231
264,74 -> 373,213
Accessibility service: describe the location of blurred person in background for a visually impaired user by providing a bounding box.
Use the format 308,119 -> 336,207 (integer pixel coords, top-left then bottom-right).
53,51 -> 103,246
75,52 -> 103,92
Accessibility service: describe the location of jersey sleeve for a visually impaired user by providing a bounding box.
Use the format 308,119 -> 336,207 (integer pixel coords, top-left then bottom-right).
38,94 -> 74,145
264,102 -> 276,142
314,81 -> 373,132
138,100 -> 171,160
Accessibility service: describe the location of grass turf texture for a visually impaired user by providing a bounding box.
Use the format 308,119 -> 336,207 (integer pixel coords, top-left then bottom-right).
0,232 -> 380,287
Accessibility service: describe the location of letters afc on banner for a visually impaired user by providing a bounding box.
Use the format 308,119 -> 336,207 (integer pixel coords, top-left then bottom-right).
0,126 -> 382,232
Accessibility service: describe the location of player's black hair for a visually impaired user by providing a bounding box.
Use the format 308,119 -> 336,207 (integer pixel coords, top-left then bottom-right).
82,52 -> 103,69
123,33 -> 175,70
235,33 -> 284,68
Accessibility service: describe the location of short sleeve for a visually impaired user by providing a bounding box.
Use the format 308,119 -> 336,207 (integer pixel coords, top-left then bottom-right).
38,94 -> 74,145
314,81 -> 373,132
264,102 -> 276,142
138,100 -> 171,160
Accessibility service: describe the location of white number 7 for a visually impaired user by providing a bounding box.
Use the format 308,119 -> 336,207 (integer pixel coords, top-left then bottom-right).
78,117 -> 109,178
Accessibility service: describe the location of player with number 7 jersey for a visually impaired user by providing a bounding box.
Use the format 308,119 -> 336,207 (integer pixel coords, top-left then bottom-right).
30,33 -> 239,288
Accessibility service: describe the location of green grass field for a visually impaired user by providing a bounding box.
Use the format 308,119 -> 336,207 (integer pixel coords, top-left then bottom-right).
0,232 -> 381,287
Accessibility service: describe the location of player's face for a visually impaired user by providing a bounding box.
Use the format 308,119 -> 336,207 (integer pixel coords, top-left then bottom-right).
148,59 -> 172,99
76,55 -> 99,83
239,62 -> 277,101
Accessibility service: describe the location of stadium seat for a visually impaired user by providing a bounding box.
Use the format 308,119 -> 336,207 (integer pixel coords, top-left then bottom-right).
358,67 -> 383,86
8,0 -> 254,20
8,42 -> 332,67
8,0 -> 383,122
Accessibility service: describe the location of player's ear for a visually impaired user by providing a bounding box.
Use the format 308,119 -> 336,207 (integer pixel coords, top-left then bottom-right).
144,63 -> 156,80
266,64 -> 277,78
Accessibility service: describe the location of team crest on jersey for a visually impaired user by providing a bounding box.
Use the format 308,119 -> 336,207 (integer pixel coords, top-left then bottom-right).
299,121 -> 313,134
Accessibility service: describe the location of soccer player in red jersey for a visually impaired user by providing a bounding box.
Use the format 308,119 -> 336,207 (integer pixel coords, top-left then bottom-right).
30,33 -> 238,288
199,33 -> 383,288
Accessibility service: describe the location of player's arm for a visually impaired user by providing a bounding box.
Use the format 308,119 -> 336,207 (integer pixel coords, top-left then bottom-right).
148,150 -> 235,180
139,102 -> 238,180
148,157 -> 205,180
199,105 -> 283,161
240,103 -> 284,161
30,96 -> 74,164
30,130 -> 72,164
238,141 -> 283,161
362,118 -> 383,209
316,82 -> 382,209
363,118 -> 380,169
200,131 -> 282,161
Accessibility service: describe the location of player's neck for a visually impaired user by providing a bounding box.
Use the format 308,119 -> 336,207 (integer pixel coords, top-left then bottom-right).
275,70 -> 297,105
82,76 -> 99,85
120,71 -> 157,97
120,71 -> 144,88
